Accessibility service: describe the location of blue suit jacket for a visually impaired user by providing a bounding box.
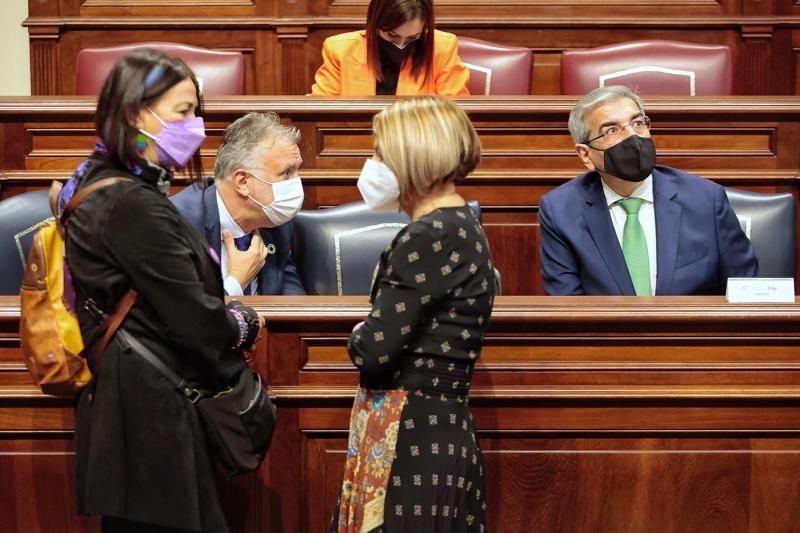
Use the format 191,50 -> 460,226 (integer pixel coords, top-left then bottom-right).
539,166 -> 759,295
170,183 -> 306,295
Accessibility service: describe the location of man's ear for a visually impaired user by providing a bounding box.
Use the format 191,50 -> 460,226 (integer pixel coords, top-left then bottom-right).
575,144 -> 595,171
231,169 -> 251,197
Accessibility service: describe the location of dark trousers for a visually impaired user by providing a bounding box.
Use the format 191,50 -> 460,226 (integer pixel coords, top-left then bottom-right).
101,516 -> 195,533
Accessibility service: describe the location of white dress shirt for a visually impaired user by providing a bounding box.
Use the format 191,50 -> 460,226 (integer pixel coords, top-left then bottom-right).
216,191 -> 258,296
601,175 -> 658,294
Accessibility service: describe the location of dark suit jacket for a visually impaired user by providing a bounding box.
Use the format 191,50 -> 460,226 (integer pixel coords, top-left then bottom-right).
170,182 -> 306,295
539,165 -> 759,295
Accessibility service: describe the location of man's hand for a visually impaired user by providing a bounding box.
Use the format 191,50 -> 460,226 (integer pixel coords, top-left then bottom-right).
222,229 -> 268,291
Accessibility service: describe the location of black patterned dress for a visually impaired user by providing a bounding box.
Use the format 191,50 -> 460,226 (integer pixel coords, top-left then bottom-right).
331,205 -> 495,533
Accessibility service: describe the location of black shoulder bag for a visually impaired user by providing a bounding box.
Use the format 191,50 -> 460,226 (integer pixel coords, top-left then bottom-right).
115,329 -> 277,475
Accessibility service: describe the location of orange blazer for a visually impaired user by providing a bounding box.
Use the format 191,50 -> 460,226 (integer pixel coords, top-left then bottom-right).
310,30 -> 470,96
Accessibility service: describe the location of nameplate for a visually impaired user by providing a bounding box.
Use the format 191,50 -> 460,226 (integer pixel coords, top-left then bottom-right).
726,278 -> 796,303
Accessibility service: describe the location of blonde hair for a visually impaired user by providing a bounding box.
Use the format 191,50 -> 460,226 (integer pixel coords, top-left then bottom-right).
372,96 -> 481,209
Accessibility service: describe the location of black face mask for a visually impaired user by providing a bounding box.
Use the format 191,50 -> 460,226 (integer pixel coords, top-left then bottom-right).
378,37 -> 415,66
600,135 -> 656,183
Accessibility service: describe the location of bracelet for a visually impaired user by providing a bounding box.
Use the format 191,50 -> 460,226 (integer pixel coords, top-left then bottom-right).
241,309 -> 260,348
228,308 -> 248,348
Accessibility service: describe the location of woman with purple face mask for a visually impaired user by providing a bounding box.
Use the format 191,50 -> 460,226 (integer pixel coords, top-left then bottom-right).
62,48 -> 262,533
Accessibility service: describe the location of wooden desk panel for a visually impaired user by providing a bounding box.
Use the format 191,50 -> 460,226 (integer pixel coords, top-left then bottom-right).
2,97 -> 799,295
3,296 -> 800,532
3,97 -> 800,171
234,295 -> 800,533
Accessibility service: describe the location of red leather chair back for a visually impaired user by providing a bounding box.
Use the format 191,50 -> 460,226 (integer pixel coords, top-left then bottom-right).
457,37 -> 533,95
75,42 -> 245,96
561,40 -> 732,96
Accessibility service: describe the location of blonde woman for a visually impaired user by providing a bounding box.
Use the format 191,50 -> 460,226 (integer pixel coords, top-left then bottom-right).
331,96 -> 494,532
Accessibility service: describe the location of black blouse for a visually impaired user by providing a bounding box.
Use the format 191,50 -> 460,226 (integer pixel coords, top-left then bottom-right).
347,205 -> 496,390
376,47 -> 401,95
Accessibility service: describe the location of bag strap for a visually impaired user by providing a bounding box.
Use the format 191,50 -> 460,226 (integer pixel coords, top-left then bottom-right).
115,328 -> 203,403
48,181 -> 63,218
94,289 -> 138,370
61,177 -> 133,224
57,175 -> 137,368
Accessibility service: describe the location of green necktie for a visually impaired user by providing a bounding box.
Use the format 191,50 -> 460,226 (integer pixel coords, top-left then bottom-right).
618,197 -> 652,296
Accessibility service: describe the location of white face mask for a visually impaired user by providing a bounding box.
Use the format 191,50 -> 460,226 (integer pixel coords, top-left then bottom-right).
357,159 -> 400,212
247,173 -> 305,226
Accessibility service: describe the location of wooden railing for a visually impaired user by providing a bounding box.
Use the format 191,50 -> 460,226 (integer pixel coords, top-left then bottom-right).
2,295 -> 800,531
2,96 -> 799,293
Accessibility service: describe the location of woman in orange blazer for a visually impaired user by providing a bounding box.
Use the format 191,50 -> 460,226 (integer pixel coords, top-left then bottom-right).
311,0 -> 469,96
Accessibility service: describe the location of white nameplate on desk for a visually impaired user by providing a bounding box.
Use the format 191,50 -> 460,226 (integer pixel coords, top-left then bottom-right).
726,278 -> 795,303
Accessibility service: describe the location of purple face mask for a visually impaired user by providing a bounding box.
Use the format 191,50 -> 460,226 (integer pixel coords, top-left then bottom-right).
139,107 -> 206,168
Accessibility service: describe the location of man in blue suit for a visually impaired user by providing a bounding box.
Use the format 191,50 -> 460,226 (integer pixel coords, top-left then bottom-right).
540,85 -> 758,295
172,112 -> 306,295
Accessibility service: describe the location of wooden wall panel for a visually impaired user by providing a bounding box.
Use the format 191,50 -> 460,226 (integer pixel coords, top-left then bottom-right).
72,0 -> 261,17
28,28 -> 60,96
22,0 -> 800,95
2,96 -> 799,295
6,97 -> 797,171
0,439 -> 99,533
260,295 -> 800,531
5,296 -> 800,532
25,22 -> 799,96
54,0 -> 752,17
295,433 -> 800,531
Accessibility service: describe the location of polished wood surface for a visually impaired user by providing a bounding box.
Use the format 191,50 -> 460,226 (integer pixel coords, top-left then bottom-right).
3,96 -> 800,171
1,96 -> 799,294
1,295 -> 800,532
22,0 -> 800,95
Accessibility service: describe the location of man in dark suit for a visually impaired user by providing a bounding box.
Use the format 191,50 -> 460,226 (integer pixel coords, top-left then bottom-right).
171,112 -> 306,295
539,85 -> 758,296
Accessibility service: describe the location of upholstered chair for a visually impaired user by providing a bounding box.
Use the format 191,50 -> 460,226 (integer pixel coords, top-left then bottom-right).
75,42 -> 245,95
561,40 -> 732,96
725,188 -> 796,278
292,201 -> 482,295
458,37 -> 533,95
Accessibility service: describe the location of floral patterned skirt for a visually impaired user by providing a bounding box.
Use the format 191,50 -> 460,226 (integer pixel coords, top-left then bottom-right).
331,387 -> 487,533
332,387 -> 408,533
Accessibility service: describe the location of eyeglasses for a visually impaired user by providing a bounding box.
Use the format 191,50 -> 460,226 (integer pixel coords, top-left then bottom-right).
584,116 -> 652,147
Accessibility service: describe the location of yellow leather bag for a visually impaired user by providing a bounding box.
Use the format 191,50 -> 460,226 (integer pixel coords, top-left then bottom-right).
20,178 -> 134,397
